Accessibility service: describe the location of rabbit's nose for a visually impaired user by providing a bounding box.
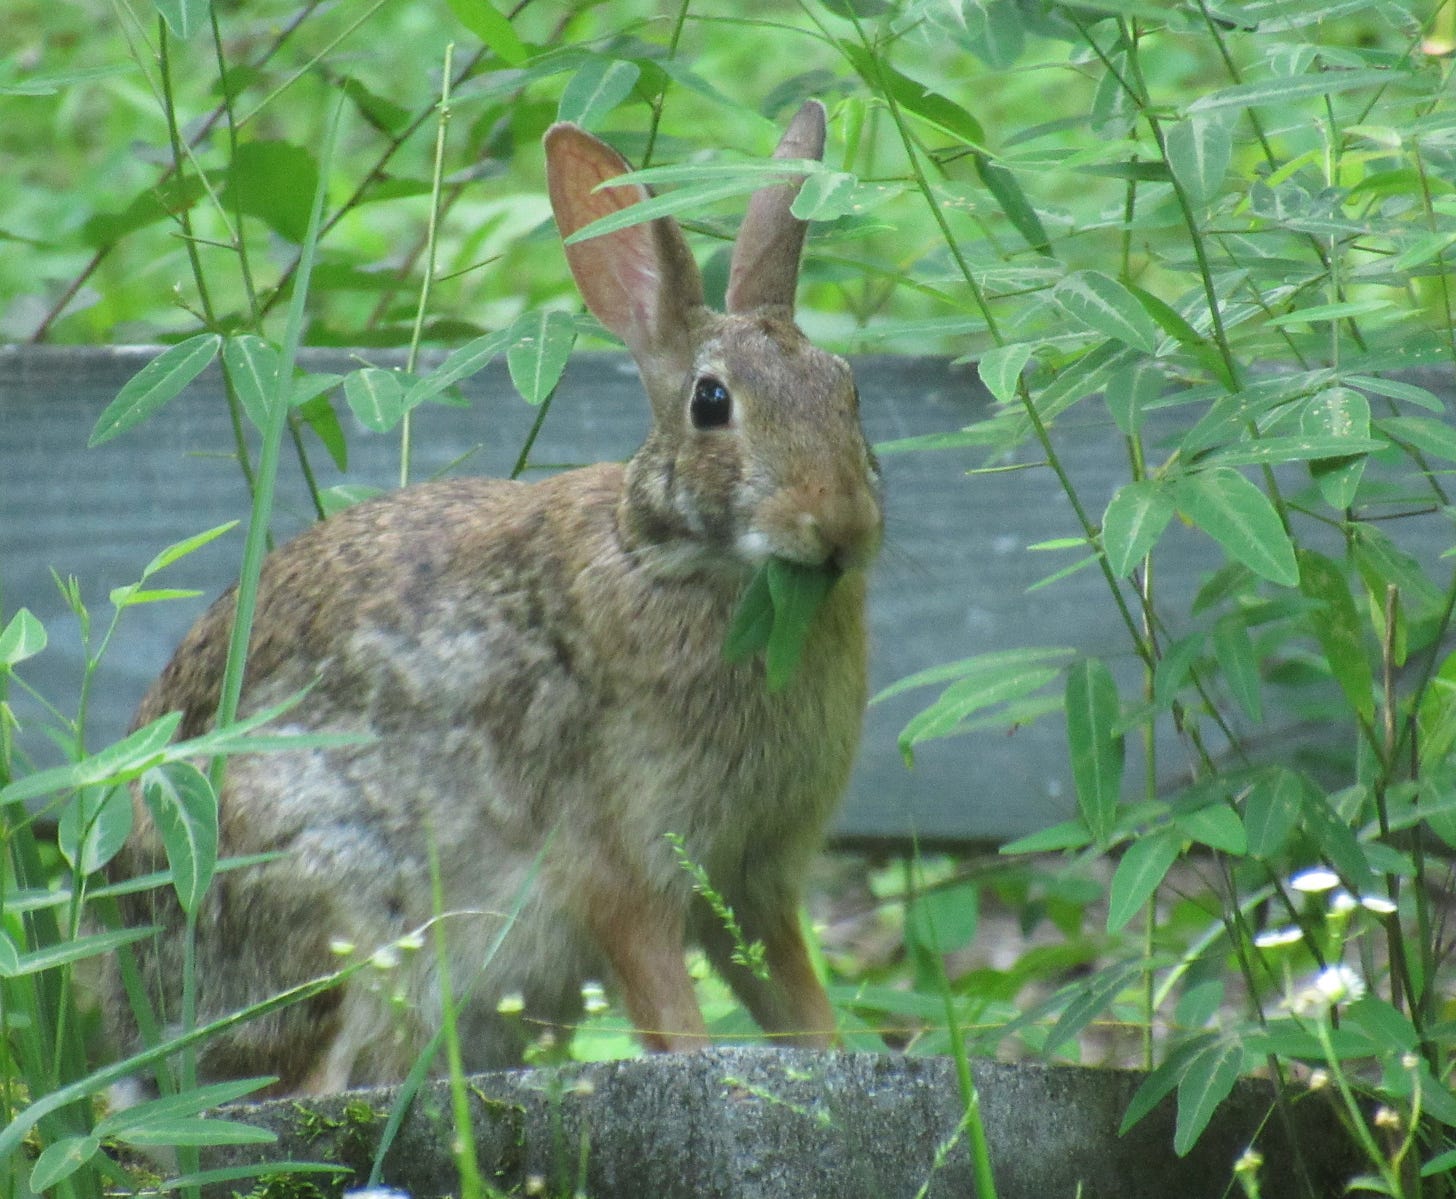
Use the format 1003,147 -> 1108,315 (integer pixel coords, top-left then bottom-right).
800,482 -> 882,572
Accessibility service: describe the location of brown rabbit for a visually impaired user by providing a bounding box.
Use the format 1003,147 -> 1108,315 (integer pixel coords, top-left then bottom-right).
105,99 -> 882,1096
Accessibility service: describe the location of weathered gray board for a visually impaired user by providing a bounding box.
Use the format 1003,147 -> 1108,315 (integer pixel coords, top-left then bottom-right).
2,345 -> 1448,845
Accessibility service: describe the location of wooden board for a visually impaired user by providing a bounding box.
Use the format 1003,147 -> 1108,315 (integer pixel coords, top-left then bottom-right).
2,346 -> 1448,846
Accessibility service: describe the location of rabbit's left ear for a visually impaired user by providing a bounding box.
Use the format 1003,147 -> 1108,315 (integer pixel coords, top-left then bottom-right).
726,99 -> 826,315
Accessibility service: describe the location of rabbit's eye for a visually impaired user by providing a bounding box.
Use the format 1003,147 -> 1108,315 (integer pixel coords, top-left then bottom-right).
690,376 -> 732,430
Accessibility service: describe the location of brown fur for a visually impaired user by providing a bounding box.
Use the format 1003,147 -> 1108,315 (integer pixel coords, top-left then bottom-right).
105,101 -> 882,1094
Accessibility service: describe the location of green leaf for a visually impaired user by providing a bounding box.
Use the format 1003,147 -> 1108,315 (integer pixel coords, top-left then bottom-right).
1189,69 -> 1413,114
1164,117 -> 1231,211
1046,959 -> 1144,1055
97,1080 -> 277,1136
319,484 -> 384,517
298,391 -> 348,470
1103,361 -> 1162,437
791,170 -> 860,221
223,335 -> 282,432
1121,1039 -> 1203,1134
0,713 -> 182,808
81,175 -> 207,246
1065,658 -> 1123,845
0,64 -> 134,96
1303,387 -> 1371,509
1175,803 -> 1246,855
2,926 -> 154,979
30,1135 -> 101,1192
1211,614 -> 1262,722
1052,271 -> 1160,353
151,0 -> 208,38
89,335 -> 222,446
339,78 -> 411,137
764,559 -> 837,692
1418,651 -> 1456,775
558,58 -> 641,129
1300,788 -> 1376,893
1298,550 -> 1375,721
564,178 -> 768,245
507,309 -> 577,406
972,152 -> 1051,254
1242,768 -> 1304,859
977,343 -> 1033,405
1379,415 -> 1456,463
141,761 -> 219,916
0,930 -> 19,976
839,43 -> 984,144
1107,829 -> 1179,933
1153,630 -> 1207,708
1101,480 -> 1174,577
119,1117 -> 277,1148
1351,523 -> 1445,629
222,141 -> 320,243
1000,818 -> 1092,855
142,522 -> 239,580
723,563 -> 774,664
905,882 -> 979,954
406,327 -> 514,407
0,608 -> 46,667
873,646 -> 1076,704
1175,1039 -> 1244,1155
1200,433 -> 1385,469
898,664 -> 1063,764
1172,469 -> 1298,587
443,0 -> 528,64
58,786 -> 134,875
343,367 -> 406,432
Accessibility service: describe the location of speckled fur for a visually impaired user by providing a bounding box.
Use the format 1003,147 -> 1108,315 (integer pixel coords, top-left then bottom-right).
105,101 -> 882,1095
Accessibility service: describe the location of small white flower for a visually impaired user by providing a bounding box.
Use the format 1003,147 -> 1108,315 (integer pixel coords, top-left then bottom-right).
329,938 -> 356,956
370,945 -> 399,970
1329,890 -> 1358,915
1361,895 -> 1397,915
1255,925 -> 1303,948
496,991 -> 525,1015
581,979 -> 608,1014
1291,867 -> 1340,893
1288,964 -> 1365,1016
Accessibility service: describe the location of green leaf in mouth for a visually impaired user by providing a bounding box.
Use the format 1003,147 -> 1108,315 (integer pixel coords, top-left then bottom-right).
723,557 -> 839,692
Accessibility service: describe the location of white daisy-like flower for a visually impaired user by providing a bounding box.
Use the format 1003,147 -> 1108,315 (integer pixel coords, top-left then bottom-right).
1291,867 -> 1340,893
1360,895 -> 1397,915
1254,925 -> 1303,948
1288,963 -> 1366,1016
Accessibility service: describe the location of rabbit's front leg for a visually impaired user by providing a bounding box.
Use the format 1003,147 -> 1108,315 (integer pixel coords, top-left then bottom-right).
698,896 -> 836,1048
581,882 -> 710,1051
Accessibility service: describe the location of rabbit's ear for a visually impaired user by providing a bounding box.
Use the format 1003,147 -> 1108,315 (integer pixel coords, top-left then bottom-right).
545,124 -> 704,374
725,99 -> 826,315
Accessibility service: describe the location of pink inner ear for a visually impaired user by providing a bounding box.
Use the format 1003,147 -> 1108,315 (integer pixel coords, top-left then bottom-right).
550,133 -> 663,352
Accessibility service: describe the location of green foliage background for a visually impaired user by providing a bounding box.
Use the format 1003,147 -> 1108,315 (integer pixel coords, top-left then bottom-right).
7,1 -> 1456,1196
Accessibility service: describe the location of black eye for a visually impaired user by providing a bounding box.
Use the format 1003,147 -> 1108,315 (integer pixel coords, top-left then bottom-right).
690,376 -> 732,430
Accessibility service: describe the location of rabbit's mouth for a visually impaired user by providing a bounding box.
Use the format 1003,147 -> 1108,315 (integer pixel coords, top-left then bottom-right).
739,485 -> 884,575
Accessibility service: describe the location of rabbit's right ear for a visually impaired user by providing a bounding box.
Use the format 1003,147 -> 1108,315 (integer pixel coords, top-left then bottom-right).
545,124 -> 704,380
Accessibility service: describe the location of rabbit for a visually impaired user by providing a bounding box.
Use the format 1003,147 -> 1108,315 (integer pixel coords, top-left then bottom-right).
104,98 -> 882,1097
